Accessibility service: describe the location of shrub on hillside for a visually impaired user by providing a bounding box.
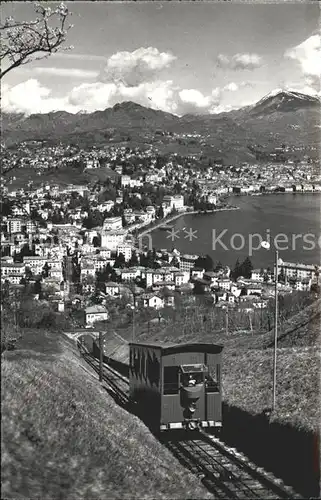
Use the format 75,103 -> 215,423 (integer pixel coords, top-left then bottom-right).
17,299 -> 71,330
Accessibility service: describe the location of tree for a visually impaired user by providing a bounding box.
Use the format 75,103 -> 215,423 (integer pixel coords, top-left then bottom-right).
240,257 -> 253,279
231,258 -> 241,281
33,279 -> 42,297
121,215 -> 127,228
278,267 -> 286,283
170,255 -> 179,268
92,235 -> 101,248
129,251 -> 139,267
215,261 -> 223,272
42,262 -> 50,278
157,205 -> 164,219
203,255 -> 214,272
114,252 -> 126,269
96,263 -> 113,285
1,3 -> 72,80
195,254 -> 214,272
25,267 -> 33,281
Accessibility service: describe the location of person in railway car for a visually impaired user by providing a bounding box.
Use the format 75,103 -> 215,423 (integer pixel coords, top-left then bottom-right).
187,374 -> 197,386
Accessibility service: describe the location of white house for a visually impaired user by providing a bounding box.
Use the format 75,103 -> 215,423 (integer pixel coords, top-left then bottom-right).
191,268 -> 204,280
23,256 -> 47,275
230,284 -> 242,298
101,229 -> 127,250
246,284 -> 262,296
103,217 -> 122,231
174,271 -> 190,287
207,193 -> 217,205
218,278 -> 231,291
117,244 -> 132,262
105,281 -> 120,296
120,268 -> 138,282
85,305 -> 109,325
146,206 -> 156,220
97,200 -> 114,212
251,269 -> 264,282
163,194 -> 184,211
98,248 -> 112,259
152,281 -> 175,292
80,264 -> 96,280
1,262 -> 25,278
141,293 -> 164,309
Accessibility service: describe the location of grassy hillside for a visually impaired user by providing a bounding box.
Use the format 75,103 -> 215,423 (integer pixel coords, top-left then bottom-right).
223,346 -> 320,431
1,328 -> 212,500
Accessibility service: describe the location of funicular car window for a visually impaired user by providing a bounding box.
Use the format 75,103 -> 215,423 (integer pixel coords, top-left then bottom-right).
163,366 -> 179,394
181,364 -> 205,386
147,353 -> 160,386
141,350 -> 146,378
205,365 -> 220,392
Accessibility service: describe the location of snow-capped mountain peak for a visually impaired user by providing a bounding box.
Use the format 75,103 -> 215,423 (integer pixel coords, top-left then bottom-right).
249,89 -> 320,115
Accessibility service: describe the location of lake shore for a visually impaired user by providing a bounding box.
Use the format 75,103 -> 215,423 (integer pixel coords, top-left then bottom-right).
145,193 -> 321,267
137,206 -> 240,238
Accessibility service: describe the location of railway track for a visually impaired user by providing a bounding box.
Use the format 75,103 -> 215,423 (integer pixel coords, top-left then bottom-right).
163,432 -> 301,499
81,350 -> 130,407
80,347 -> 301,499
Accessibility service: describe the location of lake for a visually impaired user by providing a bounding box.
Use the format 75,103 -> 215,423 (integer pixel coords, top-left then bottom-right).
146,194 -> 321,269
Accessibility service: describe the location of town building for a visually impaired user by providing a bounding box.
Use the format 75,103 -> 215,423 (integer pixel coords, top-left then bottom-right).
275,258 -> 320,281
103,217 -> 122,231
163,194 -> 185,211
101,229 -> 127,250
85,305 -> 109,325
117,244 -> 133,261
6,218 -> 23,234
179,254 -> 199,272
141,293 -> 164,309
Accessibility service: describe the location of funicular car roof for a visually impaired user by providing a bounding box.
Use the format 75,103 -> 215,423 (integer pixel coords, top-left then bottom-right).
129,342 -> 223,355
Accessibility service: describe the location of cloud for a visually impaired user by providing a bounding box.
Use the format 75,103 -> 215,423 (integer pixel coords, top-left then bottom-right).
52,52 -> 107,62
66,80 -> 178,114
32,67 -> 98,79
99,47 -> 176,86
217,53 -> 262,70
284,81 -> 321,97
2,47 -> 257,116
285,34 -> 321,78
178,88 -> 218,113
2,78 -> 225,116
285,34 -> 321,94
2,79 -> 78,114
67,80 -> 222,116
223,82 -> 238,92
221,81 -> 253,93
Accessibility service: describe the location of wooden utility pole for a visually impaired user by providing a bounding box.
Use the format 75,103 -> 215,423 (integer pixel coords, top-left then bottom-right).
132,308 -> 135,342
272,251 -> 279,411
99,331 -> 103,383
14,291 -> 18,337
225,308 -> 228,335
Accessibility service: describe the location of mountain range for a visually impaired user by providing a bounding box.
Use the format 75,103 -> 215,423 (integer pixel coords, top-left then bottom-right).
2,90 -> 320,163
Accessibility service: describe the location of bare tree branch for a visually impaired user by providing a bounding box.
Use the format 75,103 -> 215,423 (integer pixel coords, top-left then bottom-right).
0,2 -> 73,80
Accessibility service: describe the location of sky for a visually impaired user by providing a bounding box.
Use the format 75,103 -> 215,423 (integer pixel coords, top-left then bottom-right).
2,1 -> 320,116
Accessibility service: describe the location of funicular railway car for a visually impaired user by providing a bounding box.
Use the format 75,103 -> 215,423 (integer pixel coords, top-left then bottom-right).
129,342 -> 223,432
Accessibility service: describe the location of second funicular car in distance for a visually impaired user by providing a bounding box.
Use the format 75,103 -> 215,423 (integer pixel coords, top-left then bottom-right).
129,342 -> 223,432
